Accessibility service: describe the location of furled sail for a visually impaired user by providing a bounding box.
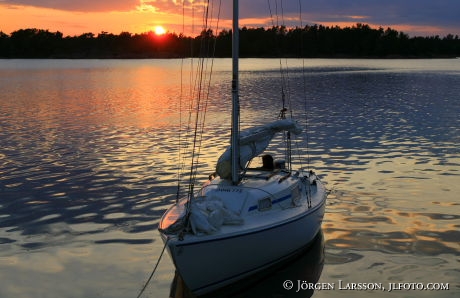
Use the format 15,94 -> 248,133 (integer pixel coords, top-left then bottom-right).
216,119 -> 302,179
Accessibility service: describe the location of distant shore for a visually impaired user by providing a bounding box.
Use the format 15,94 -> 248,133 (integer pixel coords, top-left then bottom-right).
1,24 -> 459,59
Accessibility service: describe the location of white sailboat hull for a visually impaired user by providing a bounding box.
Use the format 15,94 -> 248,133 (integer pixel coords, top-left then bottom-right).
160,171 -> 327,295
167,203 -> 324,294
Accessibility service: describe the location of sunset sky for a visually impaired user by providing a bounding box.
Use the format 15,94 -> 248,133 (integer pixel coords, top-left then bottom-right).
1,0 -> 459,37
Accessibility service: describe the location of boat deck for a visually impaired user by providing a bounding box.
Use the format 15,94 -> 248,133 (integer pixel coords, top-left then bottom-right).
159,169 -> 326,243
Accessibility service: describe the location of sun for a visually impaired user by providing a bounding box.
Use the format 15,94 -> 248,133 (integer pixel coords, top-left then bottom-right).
154,25 -> 166,35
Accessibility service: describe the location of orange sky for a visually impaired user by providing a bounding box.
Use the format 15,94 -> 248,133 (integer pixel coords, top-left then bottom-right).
1,1 -> 459,37
0,4 -> 190,36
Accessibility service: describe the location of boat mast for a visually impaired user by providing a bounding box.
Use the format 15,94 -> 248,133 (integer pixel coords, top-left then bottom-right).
231,0 -> 240,185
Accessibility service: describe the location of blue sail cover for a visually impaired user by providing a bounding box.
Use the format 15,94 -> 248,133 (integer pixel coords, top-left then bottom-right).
216,119 -> 302,179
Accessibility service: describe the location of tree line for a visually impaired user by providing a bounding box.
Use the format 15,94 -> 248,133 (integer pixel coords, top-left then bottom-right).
0,23 -> 459,58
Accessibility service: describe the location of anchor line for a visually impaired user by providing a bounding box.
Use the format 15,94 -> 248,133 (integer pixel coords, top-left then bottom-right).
135,237 -> 169,298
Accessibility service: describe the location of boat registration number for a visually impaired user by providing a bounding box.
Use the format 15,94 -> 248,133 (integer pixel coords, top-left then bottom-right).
216,188 -> 243,193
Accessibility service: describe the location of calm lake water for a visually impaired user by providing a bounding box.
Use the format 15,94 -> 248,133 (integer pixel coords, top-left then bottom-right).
0,58 -> 459,298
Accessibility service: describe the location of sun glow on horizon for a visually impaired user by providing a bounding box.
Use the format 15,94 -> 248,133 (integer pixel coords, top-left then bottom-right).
154,25 -> 166,35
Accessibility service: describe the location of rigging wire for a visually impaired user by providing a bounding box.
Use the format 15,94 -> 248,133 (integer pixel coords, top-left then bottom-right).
194,0 -> 222,180
186,0 -> 220,199
279,0 -> 295,170
267,0 -> 311,171
299,0 -> 311,171
289,0 -> 311,171
190,0 -> 221,186
177,0 -> 200,202
176,1 -> 188,203
174,0 -> 223,225
268,0 -> 295,169
138,1 -> 223,295
177,0 -> 209,202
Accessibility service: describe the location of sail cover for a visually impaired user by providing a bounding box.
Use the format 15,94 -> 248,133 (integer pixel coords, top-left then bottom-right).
216,119 -> 302,179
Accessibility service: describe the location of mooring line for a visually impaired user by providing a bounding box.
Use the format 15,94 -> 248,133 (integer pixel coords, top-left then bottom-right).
136,238 -> 169,298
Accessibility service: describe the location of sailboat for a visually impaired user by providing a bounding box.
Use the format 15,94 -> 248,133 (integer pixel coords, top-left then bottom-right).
158,0 -> 327,295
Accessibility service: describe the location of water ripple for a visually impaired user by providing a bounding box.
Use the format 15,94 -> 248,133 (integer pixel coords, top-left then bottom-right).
1,59 -> 459,297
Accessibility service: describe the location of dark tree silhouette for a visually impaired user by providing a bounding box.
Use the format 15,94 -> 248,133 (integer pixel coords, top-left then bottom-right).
0,24 -> 459,58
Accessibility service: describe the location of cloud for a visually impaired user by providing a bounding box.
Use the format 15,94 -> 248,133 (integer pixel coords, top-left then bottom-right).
1,0 -> 459,36
150,0 -> 460,35
241,0 -> 460,30
1,0 -> 197,13
1,0 -> 141,12
3,0 -> 460,31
